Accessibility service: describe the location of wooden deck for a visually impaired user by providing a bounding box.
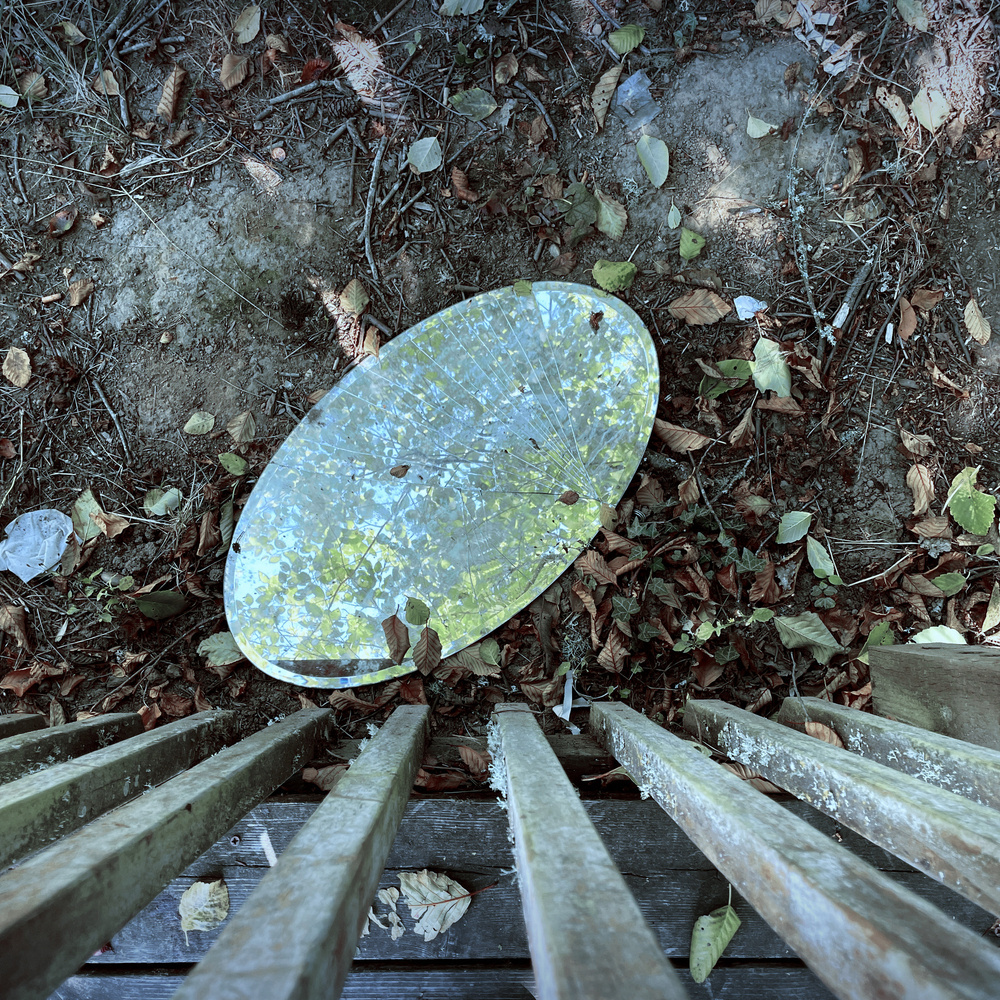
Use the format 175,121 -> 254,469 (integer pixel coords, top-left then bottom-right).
49,791 -> 996,999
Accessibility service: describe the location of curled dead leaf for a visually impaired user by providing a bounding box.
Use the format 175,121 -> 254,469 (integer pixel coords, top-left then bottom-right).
92,70 -> 120,96
450,166 -> 479,203
242,156 -> 281,195
906,463 -> 935,516
803,720 -> 845,748
964,297 -> 992,345
3,347 -> 31,388
910,287 -> 943,310
592,63 -> 623,131
157,64 -> 186,122
67,277 -> 94,307
898,297 -> 917,342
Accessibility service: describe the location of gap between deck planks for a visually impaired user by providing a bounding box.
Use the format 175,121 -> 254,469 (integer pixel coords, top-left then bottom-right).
83,798 -> 995,968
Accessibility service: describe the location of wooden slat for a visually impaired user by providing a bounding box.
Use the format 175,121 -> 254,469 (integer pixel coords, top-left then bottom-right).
592,701 -> 1000,1000
870,645 -> 1000,750
685,699 -> 1000,915
174,706 -> 429,1000
0,714 -> 45,739
0,710 -> 238,868
0,713 -> 143,784
0,707 -> 331,1000
51,963 -> 838,1000
494,703 -> 685,1000
775,696 -> 1000,811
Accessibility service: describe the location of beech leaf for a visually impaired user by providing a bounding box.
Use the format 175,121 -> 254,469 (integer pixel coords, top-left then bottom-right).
413,625 -> 442,675
407,137 -> 442,173
183,411 -> 216,435
653,419 -> 712,453
227,410 -> 257,444
667,288 -> 730,326
233,4 -> 261,43
592,260 -> 636,292
964,297 -> 991,345
690,904 -> 741,983
450,88 -> 497,121
751,338 -> 791,396
157,64 -> 186,122
906,463 -> 934,516
776,511 -> 812,543
340,278 -> 369,316
3,347 -> 31,389
220,54 -> 250,91
382,614 -> 410,663
608,25 -> 645,54
592,63 -> 623,130
636,135 -> 669,187
594,187 -> 627,240
197,632 -> 246,667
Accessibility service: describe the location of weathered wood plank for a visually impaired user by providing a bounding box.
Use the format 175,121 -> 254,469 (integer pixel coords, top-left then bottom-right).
51,964 -> 838,1000
497,703 -> 692,998
775,697 -> 1000,811
0,711 -> 238,868
685,699 -> 1000,916
870,645 -> 1000,750
0,708 -> 331,1000
592,701 -> 1000,1000
0,714 -> 45,739
174,706 -> 429,1000
0,713 -> 143,784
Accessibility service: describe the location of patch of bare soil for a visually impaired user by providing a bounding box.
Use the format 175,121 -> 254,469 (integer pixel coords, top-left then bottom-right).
1,0 -> 998,787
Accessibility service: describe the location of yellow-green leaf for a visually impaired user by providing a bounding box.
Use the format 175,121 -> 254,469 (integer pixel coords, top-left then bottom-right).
608,24 -> 645,55
183,411 -> 216,435
636,134 -> 669,187
690,904 -> 741,984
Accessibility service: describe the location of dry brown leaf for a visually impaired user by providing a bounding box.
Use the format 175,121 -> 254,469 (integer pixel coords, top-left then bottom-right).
899,426 -> 935,457
227,410 -> 256,443
301,58 -> 331,84
841,143 -> 863,190
340,277 -> 369,316
571,579 -> 598,618
653,419 -> 712,453
3,347 -> 31,388
575,549 -> 617,585
678,473 -> 700,506
667,288 -> 731,325
728,406 -> 755,449
906,463 -> 935,516
48,206 -> 78,237
90,510 -> 130,539
910,287 -> 943,310
450,166 -> 479,203
382,614 -> 410,663
964,297 -> 992,345
19,71 -> 47,100
755,395 -> 804,415
494,53 -> 518,85
233,4 -> 261,43
92,69 -> 120,96
557,490 -> 579,505
242,156 -> 281,195
0,605 -> 31,649
302,764 -> 346,791
458,744 -> 491,779
266,33 -> 290,53
221,53 -> 250,91
592,63 -> 623,130
328,689 -> 378,713
910,516 -> 952,539
414,625 -> 442,675
876,85 -> 910,131
804,721 -> 845,748
926,362 -> 969,398
361,327 -> 380,358
749,561 -> 779,604
898,296 -> 917,342
67,277 -> 94,307
720,760 -> 784,794
157,64 -> 186,122
548,252 -> 576,276
597,625 -> 630,671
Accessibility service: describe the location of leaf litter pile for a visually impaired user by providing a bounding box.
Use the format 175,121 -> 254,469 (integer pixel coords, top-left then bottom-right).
0,0 -> 999,802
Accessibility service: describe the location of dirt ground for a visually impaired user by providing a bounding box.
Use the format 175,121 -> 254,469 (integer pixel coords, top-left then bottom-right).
1,0 -> 998,786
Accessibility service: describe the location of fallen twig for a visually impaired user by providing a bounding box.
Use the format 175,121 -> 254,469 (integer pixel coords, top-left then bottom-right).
363,133 -> 390,279
513,81 -> 557,141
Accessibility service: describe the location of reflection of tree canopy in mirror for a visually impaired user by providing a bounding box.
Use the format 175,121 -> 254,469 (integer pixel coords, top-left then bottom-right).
224,281 -> 659,688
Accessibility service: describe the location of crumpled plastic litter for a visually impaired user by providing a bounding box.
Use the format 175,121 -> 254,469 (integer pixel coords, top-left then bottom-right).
735,295 -> 769,320
611,71 -> 660,129
552,668 -> 589,735
794,1 -> 852,75
0,509 -> 75,584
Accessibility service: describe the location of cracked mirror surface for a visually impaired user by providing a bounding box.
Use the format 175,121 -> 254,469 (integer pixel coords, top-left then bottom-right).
224,281 -> 659,688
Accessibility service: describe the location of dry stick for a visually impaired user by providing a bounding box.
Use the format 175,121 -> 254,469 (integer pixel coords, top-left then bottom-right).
371,0 -> 411,35
99,0 -> 135,43
112,0 -> 169,45
513,81 -> 557,141
11,134 -> 28,203
363,133 -> 389,280
90,377 -> 131,460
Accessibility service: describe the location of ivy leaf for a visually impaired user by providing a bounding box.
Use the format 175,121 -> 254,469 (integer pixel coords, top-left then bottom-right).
594,187 -> 627,240
806,535 -> 836,579
197,632 -> 246,667
679,228 -> 705,260
776,511 -> 812,543
751,338 -> 791,396
407,137 -> 442,173
945,466 -> 997,535
450,88 -> 497,121
608,24 -> 645,55
636,135 -> 669,187
690,904 -> 741,984
592,260 -> 636,292
774,612 -> 845,665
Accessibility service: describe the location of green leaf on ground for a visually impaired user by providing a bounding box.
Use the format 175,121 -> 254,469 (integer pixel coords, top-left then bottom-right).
806,535 -> 837,579
982,583 -> 1000,633
439,0 -> 485,14
636,135 -> 669,187
776,511 -> 812,543
774,612 -> 845,664
945,466 -> 997,535
407,136 -> 442,173
911,625 -> 966,644
717,359 -> 753,380
746,112 -> 776,137
0,85 -> 18,109
608,24 -> 645,54
197,632 -> 246,667
72,488 -> 105,544
910,87 -> 950,133
479,637 -> 501,665
144,487 -> 182,516
932,572 -> 966,597
450,88 -> 497,121
592,260 -> 636,292
751,338 -> 792,396
513,279 -> 533,295
749,608 -> 774,623
679,228 -> 705,260
667,202 -> 681,229
183,410 -> 215,435
858,622 -> 894,664
690,904 -> 741,984
218,453 -> 248,475
134,591 -> 187,620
